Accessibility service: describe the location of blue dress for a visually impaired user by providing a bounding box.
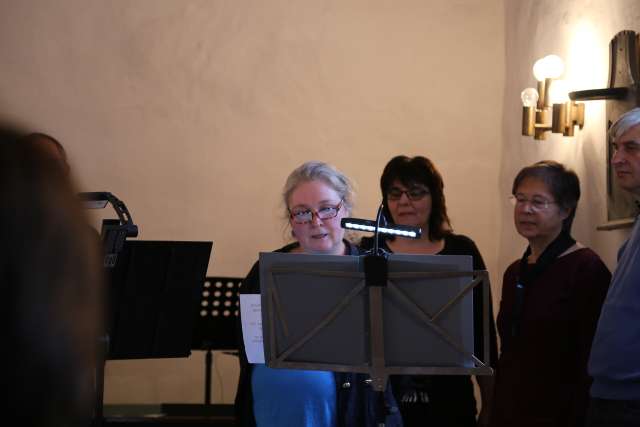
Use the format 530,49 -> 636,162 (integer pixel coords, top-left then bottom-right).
252,364 -> 337,427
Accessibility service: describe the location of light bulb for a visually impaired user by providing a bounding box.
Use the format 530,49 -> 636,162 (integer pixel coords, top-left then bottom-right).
521,87 -> 539,107
532,54 -> 565,81
548,79 -> 569,104
533,57 -> 547,81
544,55 -> 564,78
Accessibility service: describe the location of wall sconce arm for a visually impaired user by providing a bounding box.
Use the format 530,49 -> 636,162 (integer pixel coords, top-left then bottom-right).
569,87 -> 629,101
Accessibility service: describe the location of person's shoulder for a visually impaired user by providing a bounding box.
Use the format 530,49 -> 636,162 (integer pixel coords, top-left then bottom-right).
563,245 -> 604,264
241,242 -> 300,294
240,260 -> 261,294
444,233 -> 481,254
445,233 -> 477,246
561,247 -> 612,295
566,246 -> 611,273
572,246 -> 600,259
250,242 -> 300,267
442,233 -> 486,268
272,241 -> 299,253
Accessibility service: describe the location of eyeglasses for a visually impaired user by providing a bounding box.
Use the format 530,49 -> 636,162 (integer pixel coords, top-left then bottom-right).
289,200 -> 343,224
509,194 -> 557,211
387,186 -> 430,201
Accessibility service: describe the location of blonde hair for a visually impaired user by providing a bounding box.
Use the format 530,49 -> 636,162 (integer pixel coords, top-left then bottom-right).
282,161 -> 355,217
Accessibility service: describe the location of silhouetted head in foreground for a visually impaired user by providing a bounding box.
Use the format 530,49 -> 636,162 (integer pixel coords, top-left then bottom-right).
0,127 -> 102,426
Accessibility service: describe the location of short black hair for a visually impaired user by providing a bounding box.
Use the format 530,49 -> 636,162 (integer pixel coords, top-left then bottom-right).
380,155 -> 451,240
512,160 -> 581,233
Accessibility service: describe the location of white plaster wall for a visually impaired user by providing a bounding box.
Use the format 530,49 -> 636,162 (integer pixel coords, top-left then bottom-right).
500,0 -> 639,283
0,0 -> 504,404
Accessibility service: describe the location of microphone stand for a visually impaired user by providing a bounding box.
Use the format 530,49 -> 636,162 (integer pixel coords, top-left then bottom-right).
366,203 -> 390,427
340,205 -> 421,426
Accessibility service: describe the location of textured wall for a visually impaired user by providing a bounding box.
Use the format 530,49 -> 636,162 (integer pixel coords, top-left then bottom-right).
0,0 -> 504,404
500,0 -> 640,280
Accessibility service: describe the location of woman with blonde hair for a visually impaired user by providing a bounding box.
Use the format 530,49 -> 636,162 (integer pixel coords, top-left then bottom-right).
235,161 -> 401,427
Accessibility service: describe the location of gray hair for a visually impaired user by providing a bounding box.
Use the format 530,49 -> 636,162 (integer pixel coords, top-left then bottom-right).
282,161 -> 354,218
609,107 -> 640,141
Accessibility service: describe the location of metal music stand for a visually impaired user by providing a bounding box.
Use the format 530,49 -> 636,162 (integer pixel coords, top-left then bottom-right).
161,276 -> 242,417
94,240 -> 212,425
193,277 -> 242,402
259,252 -> 493,426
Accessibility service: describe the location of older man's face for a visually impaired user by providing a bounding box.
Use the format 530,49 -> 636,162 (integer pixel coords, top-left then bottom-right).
612,124 -> 640,196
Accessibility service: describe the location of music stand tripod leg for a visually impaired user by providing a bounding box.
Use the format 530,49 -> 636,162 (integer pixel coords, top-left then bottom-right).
204,347 -> 213,405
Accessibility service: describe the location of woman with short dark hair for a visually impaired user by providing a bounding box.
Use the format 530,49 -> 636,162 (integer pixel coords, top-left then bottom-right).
379,155 -> 452,242
362,155 -> 498,427
490,160 -> 611,427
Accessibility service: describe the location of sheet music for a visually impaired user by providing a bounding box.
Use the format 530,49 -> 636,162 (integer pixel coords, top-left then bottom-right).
240,294 -> 265,364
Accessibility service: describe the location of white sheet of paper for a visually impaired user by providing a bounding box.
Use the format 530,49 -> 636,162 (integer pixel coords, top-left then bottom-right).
240,294 -> 265,364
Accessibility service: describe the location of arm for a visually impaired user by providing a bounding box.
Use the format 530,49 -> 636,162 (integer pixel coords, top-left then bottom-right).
465,237 -> 498,426
477,375 -> 495,427
234,261 -> 261,427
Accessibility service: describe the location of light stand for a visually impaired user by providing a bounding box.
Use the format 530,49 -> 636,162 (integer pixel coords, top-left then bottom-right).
79,191 -> 138,427
342,205 -> 422,426
79,192 -> 138,267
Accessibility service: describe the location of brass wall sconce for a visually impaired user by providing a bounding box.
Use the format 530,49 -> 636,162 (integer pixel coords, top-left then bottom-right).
521,55 -> 585,140
568,30 -> 640,227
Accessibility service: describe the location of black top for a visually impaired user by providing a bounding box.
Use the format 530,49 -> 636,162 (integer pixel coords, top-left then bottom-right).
234,241 -> 403,427
360,233 -> 498,427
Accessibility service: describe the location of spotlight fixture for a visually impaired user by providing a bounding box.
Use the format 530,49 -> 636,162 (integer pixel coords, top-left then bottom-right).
521,54 -> 585,140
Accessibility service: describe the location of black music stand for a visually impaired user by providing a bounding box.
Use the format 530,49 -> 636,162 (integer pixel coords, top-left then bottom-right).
259,252 -> 493,426
95,240 -> 212,425
161,276 -> 242,417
